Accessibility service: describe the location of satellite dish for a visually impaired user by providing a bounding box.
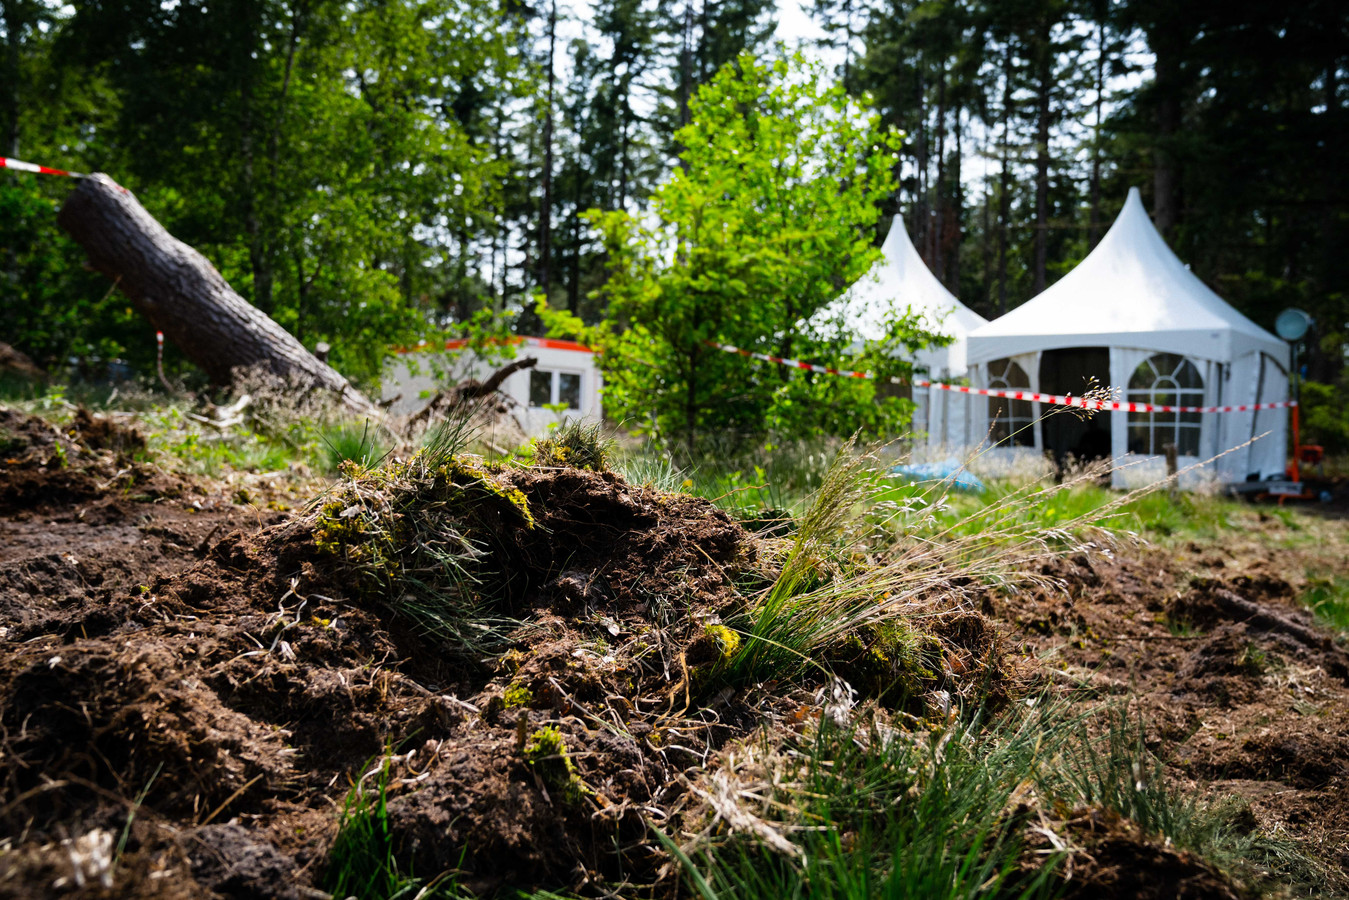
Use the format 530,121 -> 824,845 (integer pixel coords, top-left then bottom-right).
1275,308 -> 1313,342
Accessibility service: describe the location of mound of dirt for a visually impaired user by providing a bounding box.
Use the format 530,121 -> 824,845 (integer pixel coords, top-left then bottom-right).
0,406 -> 180,515
1048,808 -> 1242,900
0,447 -> 1011,898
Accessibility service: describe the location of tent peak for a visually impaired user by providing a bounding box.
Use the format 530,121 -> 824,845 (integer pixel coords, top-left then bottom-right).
965,184 -> 1286,367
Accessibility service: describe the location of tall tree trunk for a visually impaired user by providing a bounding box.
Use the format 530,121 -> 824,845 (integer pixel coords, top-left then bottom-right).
949,108 -> 963,293
1088,15 -> 1105,247
913,70 -> 928,256
996,43 -> 1013,316
841,0 -> 854,86
1,0 -> 22,159
618,84 -> 631,209
492,103 -> 507,315
932,60 -> 948,278
1032,21 -> 1052,296
981,173 -> 993,314
539,0 -> 557,300
676,1 -> 695,170
1151,32 -> 1182,238
236,13 -> 274,317
59,175 -> 381,419
568,166 -> 583,314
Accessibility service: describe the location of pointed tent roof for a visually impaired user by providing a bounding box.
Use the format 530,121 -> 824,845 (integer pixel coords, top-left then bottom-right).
966,188 -> 1287,367
827,215 -> 988,375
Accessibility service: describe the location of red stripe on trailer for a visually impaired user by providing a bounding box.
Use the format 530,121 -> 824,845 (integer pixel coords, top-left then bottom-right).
391,335 -> 597,355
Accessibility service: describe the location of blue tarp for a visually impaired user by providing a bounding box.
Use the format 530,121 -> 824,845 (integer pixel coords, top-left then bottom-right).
889,459 -> 985,492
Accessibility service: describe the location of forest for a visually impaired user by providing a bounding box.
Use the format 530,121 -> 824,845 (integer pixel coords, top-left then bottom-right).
3,0 -> 1346,408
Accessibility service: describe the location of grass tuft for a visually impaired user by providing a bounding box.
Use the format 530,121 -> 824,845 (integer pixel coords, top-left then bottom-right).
325,759 -> 415,900
528,419 -> 613,471
309,414 -> 531,653
671,701 -> 1323,900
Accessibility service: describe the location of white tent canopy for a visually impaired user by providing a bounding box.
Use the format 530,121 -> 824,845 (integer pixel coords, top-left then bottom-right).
966,187 -> 1290,488
826,215 -> 988,449
829,214 -> 988,377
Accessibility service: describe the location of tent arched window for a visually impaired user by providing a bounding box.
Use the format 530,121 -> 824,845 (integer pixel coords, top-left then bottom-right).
987,358 -> 1034,447
1127,353 -> 1203,456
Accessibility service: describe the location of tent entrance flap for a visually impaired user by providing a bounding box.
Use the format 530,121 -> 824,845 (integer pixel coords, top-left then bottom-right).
1039,347 -> 1112,463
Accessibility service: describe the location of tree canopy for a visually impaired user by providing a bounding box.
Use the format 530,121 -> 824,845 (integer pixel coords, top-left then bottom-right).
552,53 -> 932,447
1,0 -> 1345,441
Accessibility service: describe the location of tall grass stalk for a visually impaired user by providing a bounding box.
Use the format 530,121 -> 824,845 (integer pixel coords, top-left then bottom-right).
720,443 -> 1135,689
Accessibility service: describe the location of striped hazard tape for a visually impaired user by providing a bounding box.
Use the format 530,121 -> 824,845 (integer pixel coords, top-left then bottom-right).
2,157 -> 83,177
705,340 -> 1296,415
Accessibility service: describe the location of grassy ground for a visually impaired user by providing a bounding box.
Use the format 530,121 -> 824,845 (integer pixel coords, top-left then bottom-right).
0,377 -> 394,478
4,385 -> 1346,898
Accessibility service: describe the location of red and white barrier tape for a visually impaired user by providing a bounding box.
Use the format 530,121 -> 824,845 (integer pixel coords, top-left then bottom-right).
2,157 -> 82,177
705,341 -> 1296,415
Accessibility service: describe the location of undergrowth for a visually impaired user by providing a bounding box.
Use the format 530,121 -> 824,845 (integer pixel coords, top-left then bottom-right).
1,377 -> 397,476
308,413 -> 535,651
1303,574 -> 1349,632
670,700 -> 1321,900
326,758 -> 471,900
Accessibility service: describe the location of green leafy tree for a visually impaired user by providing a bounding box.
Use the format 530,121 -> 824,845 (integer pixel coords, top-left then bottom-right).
30,0 -> 532,385
552,52 -> 939,450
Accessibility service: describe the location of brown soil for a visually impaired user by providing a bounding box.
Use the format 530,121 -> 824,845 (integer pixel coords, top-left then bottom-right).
997,512 -> 1349,894
0,407 -> 789,898
1049,808 -> 1243,900
3,403 -> 1346,899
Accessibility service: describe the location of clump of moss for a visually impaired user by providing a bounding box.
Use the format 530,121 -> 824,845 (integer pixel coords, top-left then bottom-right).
502,681 -> 534,709
311,444 -> 536,649
525,726 -> 590,805
704,624 -> 741,660
685,622 -> 742,668
501,648 -> 528,675
827,623 -> 941,701
529,420 -> 612,471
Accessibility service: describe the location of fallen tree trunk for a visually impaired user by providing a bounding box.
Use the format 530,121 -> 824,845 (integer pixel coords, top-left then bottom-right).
0,342 -> 45,381
57,173 -> 382,420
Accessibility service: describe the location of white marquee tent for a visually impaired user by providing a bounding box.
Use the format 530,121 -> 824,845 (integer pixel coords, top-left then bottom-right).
827,215 -> 989,448
965,187 -> 1290,488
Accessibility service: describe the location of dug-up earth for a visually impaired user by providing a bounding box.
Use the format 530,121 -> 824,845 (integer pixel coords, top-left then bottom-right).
1000,510 -> 1349,897
0,403 -> 1347,899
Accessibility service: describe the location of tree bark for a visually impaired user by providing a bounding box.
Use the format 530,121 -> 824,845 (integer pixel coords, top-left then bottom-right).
1032,20 -> 1052,296
57,173 -> 382,419
996,43 -> 1013,316
1150,30 -> 1183,239
2,0 -> 25,159
539,0 -> 557,300
1088,14 -> 1106,248
932,60 -> 947,278
949,108 -> 963,293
